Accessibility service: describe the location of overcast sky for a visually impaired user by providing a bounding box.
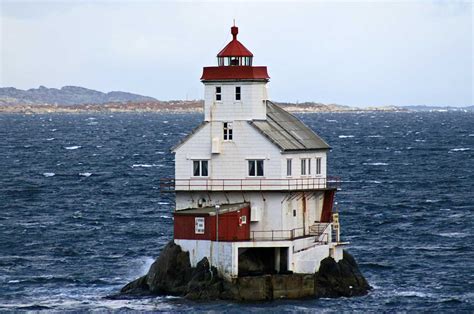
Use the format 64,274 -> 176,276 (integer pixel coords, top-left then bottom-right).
1,1 -> 472,107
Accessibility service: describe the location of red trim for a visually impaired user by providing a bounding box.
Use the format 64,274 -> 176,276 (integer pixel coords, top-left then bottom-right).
321,190 -> 335,222
201,66 -> 269,81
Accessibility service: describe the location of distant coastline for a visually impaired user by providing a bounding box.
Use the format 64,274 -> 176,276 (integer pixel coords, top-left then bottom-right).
1,86 -> 471,114
0,101 -> 410,114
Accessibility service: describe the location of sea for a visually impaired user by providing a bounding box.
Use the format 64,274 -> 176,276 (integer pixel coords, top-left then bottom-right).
0,111 -> 472,312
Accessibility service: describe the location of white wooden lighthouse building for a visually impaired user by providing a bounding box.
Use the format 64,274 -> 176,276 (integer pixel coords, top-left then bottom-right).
164,25 -> 344,280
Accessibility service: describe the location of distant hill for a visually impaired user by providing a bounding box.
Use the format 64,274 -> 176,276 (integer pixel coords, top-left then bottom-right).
0,86 -> 157,105
400,105 -> 473,112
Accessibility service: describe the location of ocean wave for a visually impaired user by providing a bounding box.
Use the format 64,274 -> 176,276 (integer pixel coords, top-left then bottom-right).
338,135 -> 354,138
363,162 -> 389,166
160,215 -> 172,219
46,138 -> 55,141
449,148 -> 471,152
43,172 -> 55,177
131,164 -> 160,168
79,172 -> 92,177
439,232 -> 468,238
65,146 -> 81,150
367,135 -> 383,138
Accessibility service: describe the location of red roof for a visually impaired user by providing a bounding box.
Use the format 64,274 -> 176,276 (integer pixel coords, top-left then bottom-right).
217,26 -> 253,57
201,66 -> 269,81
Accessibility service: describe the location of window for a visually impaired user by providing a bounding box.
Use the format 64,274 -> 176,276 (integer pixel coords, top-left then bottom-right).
248,160 -> 264,177
316,157 -> 322,175
193,160 -> 208,176
223,122 -> 233,141
286,159 -> 292,176
215,86 -> 222,101
235,86 -> 241,101
195,217 -> 205,234
240,215 -> 247,224
301,158 -> 311,175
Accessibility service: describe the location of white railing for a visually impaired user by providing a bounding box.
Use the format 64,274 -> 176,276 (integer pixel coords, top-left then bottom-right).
160,177 -> 340,192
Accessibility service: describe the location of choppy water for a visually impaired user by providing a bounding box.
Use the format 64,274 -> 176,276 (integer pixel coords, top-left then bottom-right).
0,112 -> 473,312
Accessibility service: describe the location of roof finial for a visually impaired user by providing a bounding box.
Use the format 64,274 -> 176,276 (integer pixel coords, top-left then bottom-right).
231,22 -> 238,40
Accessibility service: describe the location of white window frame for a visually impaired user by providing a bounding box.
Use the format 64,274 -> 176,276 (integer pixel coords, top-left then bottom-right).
193,160 -> 209,177
301,158 -> 311,176
241,215 -> 247,224
223,122 -> 233,141
248,159 -> 264,177
235,86 -> 241,101
215,86 -> 222,101
195,217 -> 205,234
286,159 -> 292,177
316,157 -> 322,175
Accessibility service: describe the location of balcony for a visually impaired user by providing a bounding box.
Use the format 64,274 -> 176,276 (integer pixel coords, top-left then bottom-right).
160,176 -> 340,192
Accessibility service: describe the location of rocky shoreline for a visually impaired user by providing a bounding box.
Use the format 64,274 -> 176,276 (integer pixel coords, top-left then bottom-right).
115,241 -> 371,301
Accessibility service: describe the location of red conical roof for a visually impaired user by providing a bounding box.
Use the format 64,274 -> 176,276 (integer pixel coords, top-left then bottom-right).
217,26 -> 253,57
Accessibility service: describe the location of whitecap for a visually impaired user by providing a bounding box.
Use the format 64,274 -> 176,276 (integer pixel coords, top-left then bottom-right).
46,138 -> 55,141
449,148 -> 471,152
415,139 -> 426,142
160,215 -> 172,219
439,232 -> 468,238
8,280 -> 20,284
367,135 -> 383,138
468,134 -> 474,137
338,135 -> 354,138
363,162 -> 389,166
65,146 -> 81,150
425,199 -> 440,203
367,180 -> 382,184
157,202 -> 170,205
79,172 -> 92,177
43,172 -> 55,177
132,164 -> 156,168
326,119 -> 337,122
396,290 -> 432,298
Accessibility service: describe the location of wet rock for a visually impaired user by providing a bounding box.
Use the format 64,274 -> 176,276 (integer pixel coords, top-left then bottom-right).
314,250 -> 371,298
119,241 -> 370,301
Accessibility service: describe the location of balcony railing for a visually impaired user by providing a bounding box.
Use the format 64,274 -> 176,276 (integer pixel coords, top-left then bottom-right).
160,176 -> 340,192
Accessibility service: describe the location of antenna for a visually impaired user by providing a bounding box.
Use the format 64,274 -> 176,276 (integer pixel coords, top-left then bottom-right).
233,18 -> 235,27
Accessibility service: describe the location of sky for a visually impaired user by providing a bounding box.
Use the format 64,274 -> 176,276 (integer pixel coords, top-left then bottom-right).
1,0 -> 472,107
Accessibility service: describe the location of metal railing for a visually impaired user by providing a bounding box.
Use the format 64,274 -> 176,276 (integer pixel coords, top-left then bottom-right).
250,227 -> 305,241
160,176 -> 341,192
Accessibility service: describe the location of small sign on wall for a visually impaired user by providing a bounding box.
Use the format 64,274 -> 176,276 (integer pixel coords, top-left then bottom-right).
195,217 -> 205,234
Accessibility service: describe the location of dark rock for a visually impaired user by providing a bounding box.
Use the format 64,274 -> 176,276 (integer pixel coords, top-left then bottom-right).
314,250 -> 371,298
119,241 -> 370,301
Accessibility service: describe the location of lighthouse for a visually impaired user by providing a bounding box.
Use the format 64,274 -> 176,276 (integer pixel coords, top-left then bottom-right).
163,25 -> 344,280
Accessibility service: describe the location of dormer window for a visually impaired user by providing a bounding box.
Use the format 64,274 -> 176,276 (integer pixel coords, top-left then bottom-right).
235,87 -> 241,101
215,86 -> 222,101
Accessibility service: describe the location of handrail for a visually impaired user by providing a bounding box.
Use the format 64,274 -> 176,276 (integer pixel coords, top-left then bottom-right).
160,176 -> 341,192
250,227 -> 305,241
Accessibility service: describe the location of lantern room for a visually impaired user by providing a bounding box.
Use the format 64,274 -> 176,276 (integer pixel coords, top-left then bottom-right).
217,26 -> 253,66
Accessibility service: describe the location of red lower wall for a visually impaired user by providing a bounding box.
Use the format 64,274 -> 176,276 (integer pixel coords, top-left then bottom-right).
174,206 -> 250,241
